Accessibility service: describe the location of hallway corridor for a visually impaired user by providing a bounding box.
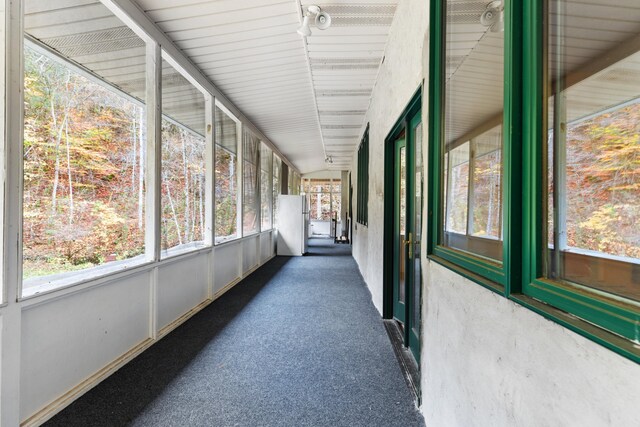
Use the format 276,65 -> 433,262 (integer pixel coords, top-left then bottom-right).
46,238 -> 425,427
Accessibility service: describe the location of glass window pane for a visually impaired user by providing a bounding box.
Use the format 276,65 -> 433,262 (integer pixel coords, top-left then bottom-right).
547,0 -> 640,302
215,106 -> 238,243
160,55 -> 206,257
23,1 -> 146,294
471,126 -> 502,239
331,192 -> 341,219
260,143 -> 272,231
445,142 -> 469,234
273,155 -> 281,227
412,122 -> 423,340
442,0 -> 504,262
310,193 -> 332,221
243,130 -> 259,235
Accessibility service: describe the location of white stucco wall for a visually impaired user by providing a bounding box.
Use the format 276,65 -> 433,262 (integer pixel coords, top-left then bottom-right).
351,0 -> 428,313
423,262 -> 640,426
351,0 -> 640,425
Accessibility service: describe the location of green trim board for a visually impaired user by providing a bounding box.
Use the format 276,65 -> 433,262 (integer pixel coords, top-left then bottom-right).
427,0 -> 639,362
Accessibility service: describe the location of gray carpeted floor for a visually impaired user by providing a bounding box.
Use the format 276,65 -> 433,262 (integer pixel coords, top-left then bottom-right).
46,238 -> 425,427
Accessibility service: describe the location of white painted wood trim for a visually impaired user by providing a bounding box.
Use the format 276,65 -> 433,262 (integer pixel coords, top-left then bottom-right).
1,0 -> 23,424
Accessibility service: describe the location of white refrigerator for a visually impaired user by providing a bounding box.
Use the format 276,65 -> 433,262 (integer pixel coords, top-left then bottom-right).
276,195 -> 309,256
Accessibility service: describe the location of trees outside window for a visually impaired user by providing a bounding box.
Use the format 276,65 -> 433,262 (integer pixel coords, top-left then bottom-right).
215,105 -> 239,243
273,155 -> 281,227
160,56 -> 207,257
260,143 -> 273,231
23,43 -> 146,286
304,178 -> 341,221
243,130 -> 260,236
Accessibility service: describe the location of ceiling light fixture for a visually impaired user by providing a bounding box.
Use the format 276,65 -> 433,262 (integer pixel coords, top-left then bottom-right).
297,5 -> 332,37
480,1 -> 504,33
297,14 -> 312,37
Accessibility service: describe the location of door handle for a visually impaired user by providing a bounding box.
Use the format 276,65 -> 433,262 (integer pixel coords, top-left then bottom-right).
405,232 -> 413,258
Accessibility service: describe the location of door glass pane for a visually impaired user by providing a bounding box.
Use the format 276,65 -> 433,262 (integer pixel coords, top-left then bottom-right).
412,123 -> 423,334
546,0 -> 640,302
399,145 -> 406,304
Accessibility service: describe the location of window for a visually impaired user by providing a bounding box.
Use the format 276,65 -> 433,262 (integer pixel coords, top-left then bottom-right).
356,126 -> 369,225
273,155 -> 281,227
260,143 -> 273,231
214,105 -> 239,243
286,169 -> 301,195
22,2 -> 147,295
292,172 -> 301,195
160,53 -> 207,257
521,0 -> 640,350
440,0 -> 504,264
428,0 -> 507,288
428,0 -> 640,360
242,129 -> 260,236
305,178 -> 341,222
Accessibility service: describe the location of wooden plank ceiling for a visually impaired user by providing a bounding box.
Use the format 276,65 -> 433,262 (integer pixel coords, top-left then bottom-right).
135,0 -> 399,172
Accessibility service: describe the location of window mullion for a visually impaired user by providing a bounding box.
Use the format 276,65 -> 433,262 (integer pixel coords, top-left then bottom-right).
146,41 -> 162,262
551,91 -> 568,277
204,94 -> 215,246
236,122 -> 243,237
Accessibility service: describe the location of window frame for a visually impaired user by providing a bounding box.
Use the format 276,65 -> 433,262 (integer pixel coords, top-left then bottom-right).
427,0 -> 518,290
518,0 -> 639,360
356,124 -> 369,226
159,49 -> 211,259
428,0 -> 639,363
241,128 -> 260,237
19,15 -> 156,297
272,154 -> 281,227
214,101 -> 241,245
259,142 -> 273,232
304,178 -> 341,223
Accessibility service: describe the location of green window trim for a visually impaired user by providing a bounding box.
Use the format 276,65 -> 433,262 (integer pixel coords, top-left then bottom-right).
428,0 -> 518,291
356,124 -> 369,226
427,0 -> 640,363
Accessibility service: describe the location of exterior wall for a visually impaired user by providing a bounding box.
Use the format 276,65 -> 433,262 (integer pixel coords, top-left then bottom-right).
351,0 -> 428,312
351,0 -> 640,426
423,262 -> 640,426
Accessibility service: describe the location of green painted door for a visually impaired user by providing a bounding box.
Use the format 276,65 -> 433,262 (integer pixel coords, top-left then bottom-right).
392,110 -> 423,364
